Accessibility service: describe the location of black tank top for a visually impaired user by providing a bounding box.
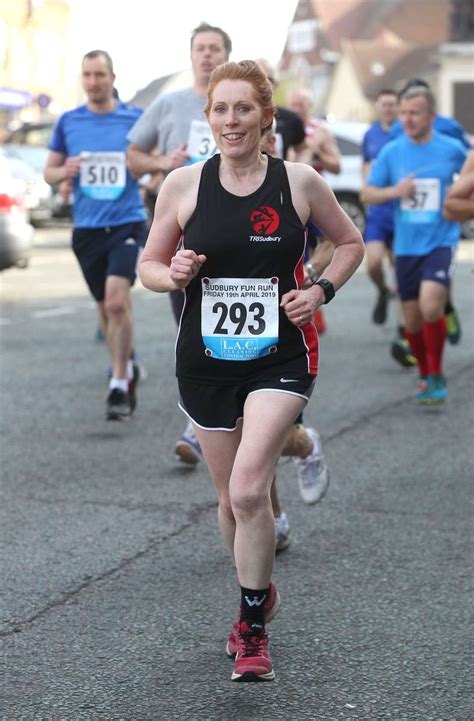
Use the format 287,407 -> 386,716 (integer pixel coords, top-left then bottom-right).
176,153 -> 318,383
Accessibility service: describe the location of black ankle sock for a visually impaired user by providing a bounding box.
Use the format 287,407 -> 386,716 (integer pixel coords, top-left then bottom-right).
240,586 -> 269,626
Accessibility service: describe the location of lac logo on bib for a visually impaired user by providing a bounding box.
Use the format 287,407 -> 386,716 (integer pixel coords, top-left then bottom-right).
250,206 -> 280,235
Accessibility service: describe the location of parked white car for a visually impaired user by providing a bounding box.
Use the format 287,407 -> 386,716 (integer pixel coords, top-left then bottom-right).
0,157 -> 34,271
0,145 -> 55,226
323,121 -> 368,234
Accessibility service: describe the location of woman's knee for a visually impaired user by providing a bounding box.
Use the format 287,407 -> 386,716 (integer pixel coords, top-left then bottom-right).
230,480 -> 269,519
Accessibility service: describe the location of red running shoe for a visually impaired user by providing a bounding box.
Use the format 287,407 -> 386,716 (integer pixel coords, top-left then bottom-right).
231,621 -> 275,682
226,581 -> 280,658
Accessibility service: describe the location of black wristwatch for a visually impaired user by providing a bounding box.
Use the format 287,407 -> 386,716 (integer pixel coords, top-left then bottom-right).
311,278 -> 335,304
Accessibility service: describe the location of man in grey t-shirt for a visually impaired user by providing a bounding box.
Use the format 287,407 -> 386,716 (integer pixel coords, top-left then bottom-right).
127,22 -> 231,465
128,87 -> 212,168
127,22 -> 231,191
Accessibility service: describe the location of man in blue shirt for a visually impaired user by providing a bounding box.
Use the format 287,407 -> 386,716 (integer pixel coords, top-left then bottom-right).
361,85 -> 467,404
391,78 -> 471,347
362,89 -> 417,368
44,50 -> 147,421
362,89 -> 399,321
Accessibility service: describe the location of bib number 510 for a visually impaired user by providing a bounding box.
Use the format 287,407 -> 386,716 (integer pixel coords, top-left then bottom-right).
86,165 -> 119,185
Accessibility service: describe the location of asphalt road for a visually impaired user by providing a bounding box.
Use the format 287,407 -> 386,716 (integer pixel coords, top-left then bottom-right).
0,226 -> 473,721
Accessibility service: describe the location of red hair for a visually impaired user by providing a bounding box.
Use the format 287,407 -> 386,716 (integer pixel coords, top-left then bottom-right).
204,60 -> 276,136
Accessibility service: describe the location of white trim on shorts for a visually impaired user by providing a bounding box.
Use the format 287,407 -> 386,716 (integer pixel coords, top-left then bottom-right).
178,386 -> 309,433
178,400 -> 244,432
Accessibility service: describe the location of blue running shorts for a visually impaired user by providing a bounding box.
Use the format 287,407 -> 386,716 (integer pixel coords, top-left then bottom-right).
396,247 -> 455,301
72,221 -> 147,301
364,211 -> 394,246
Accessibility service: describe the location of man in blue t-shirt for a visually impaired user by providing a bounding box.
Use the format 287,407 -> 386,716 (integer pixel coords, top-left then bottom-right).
390,78 -> 471,348
44,50 -> 147,421
362,89 -> 399,324
361,85 -> 466,405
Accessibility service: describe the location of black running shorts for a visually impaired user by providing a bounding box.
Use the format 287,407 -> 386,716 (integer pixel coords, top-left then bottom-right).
178,368 -> 315,431
72,221 -> 147,301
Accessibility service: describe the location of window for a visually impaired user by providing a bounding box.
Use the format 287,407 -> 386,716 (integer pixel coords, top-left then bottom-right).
288,20 -> 318,53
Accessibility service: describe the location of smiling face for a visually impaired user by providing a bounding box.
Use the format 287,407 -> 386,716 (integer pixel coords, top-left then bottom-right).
208,79 -> 273,158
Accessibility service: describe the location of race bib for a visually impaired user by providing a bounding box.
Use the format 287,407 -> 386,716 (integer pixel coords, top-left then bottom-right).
80,152 -> 126,200
400,178 -> 440,223
201,277 -> 279,361
187,120 -> 218,165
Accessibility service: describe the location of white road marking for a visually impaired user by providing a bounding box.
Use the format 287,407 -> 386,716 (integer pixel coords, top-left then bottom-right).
32,306 -> 77,318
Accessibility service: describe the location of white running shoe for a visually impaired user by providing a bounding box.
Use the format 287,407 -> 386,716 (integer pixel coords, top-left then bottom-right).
175,421 -> 202,465
274,512 -> 290,552
293,427 -> 330,505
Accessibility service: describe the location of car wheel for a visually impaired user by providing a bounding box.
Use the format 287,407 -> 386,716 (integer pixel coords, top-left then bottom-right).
335,193 -> 366,234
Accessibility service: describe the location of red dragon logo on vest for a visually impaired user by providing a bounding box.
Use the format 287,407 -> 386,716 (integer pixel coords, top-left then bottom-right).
250,206 -> 280,235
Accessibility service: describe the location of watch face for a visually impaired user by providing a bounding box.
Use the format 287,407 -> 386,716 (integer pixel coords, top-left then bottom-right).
318,279 -> 335,302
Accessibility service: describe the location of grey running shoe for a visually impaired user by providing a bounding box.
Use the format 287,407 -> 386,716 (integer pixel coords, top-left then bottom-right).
293,428 -> 330,505
274,512 -> 290,552
106,388 -> 132,421
175,421 -> 202,465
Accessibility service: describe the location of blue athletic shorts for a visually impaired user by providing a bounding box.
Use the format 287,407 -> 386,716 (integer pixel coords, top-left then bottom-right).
72,221 -> 147,301
364,211 -> 394,246
178,368 -> 315,431
306,220 -> 323,252
396,247 -> 455,301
